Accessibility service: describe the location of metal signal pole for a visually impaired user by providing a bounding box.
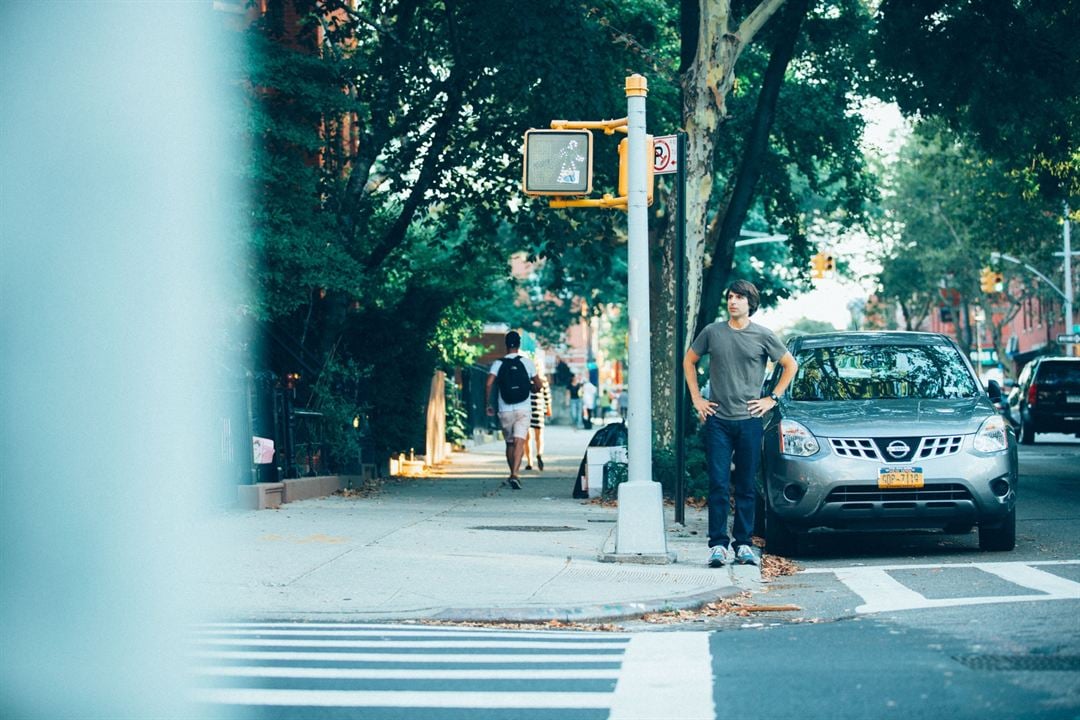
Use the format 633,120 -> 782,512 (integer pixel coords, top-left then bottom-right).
614,74 -> 670,560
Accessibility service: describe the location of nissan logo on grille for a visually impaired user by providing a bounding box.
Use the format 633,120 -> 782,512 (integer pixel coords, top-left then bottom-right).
886,441 -> 910,458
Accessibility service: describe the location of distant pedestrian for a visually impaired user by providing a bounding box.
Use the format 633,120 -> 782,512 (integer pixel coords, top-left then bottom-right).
555,358 -> 572,388
683,279 -> 798,568
597,388 -> 612,423
580,378 -> 597,430
486,331 -> 541,488
618,386 -> 628,421
524,375 -> 552,470
568,375 -> 583,429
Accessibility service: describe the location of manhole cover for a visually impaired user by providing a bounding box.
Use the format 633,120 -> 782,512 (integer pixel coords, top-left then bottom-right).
468,525 -> 584,533
953,655 -> 1080,672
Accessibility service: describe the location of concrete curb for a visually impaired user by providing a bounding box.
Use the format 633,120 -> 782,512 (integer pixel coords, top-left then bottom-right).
201,585 -> 746,625
428,585 -> 747,623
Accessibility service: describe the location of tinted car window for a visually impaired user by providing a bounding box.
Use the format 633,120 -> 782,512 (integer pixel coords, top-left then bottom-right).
790,344 -> 980,401
1036,362 -> 1080,384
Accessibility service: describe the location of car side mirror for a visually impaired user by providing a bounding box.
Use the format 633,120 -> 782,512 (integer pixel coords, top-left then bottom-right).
986,379 -> 1002,402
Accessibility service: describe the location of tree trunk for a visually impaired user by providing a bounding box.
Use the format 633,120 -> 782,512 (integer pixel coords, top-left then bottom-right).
695,0 -> 809,337
679,0 -> 787,344
956,296 -> 973,358
649,187 -> 676,452
649,0 -> 789,455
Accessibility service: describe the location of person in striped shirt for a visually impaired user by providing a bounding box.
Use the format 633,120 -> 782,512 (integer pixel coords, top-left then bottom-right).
524,375 -> 552,471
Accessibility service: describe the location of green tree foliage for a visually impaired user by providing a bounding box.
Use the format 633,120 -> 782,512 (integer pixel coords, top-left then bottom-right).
876,120 -> 1061,362
779,317 -> 840,345
239,0 -> 672,458
651,0 -> 880,452
873,0 -> 1080,199
678,0 -> 878,336
235,0 -> 927,464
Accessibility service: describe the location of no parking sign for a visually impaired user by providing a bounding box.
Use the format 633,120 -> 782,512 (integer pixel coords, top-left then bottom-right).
653,134 -> 678,175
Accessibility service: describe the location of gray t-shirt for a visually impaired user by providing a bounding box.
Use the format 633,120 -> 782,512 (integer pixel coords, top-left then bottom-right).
690,321 -> 788,420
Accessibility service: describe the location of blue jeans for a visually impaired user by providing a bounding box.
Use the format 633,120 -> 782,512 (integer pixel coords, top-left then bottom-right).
570,398 -> 582,427
704,416 -> 763,550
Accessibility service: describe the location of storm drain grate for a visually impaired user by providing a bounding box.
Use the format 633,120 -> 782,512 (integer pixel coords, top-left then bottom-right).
468,525 -> 584,532
953,655 -> 1080,672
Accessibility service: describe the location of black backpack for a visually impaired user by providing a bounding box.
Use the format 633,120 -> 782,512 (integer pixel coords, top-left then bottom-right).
496,355 -> 531,404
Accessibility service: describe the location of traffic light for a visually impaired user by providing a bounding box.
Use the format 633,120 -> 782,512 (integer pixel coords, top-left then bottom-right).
617,135 -> 655,205
979,267 -> 996,293
522,129 -> 593,196
823,254 -> 835,272
811,253 -> 827,279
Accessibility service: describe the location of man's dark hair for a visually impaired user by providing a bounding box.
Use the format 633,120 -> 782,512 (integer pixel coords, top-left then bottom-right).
726,279 -> 760,316
505,330 -> 521,349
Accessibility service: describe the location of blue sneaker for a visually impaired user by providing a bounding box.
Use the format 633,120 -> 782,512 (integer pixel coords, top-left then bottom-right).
734,544 -> 759,566
708,545 -> 733,568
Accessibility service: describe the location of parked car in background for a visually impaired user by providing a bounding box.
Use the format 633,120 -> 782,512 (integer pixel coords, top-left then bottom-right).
759,331 -> 1018,556
995,377 -> 1019,430
1007,356 -> 1080,444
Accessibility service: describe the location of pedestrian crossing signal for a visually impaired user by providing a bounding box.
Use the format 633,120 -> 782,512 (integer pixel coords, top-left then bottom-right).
523,129 -> 593,196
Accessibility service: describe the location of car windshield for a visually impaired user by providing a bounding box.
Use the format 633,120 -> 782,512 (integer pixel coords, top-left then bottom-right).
790,343 -> 980,401
1037,362 -> 1080,384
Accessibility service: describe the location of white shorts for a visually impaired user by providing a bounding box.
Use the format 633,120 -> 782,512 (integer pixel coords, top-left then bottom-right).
498,409 -> 531,442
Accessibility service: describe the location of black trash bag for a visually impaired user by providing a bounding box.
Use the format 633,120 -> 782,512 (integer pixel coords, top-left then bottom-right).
572,422 -> 629,498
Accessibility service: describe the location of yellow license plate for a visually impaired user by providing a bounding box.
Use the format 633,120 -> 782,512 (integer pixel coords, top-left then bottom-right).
878,466 -> 924,489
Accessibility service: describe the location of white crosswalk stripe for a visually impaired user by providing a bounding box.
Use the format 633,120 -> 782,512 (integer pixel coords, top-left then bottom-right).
189,622 -> 715,719
804,559 -> 1080,614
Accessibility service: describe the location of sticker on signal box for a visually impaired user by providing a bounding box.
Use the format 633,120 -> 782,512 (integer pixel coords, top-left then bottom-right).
878,466 -> 924,489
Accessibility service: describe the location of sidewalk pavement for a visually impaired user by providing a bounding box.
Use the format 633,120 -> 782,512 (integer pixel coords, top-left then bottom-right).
196,424 -> 755,623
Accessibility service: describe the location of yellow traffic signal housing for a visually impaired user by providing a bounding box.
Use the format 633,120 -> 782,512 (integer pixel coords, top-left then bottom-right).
522,129 -> 593,196
617,136 -> 655,205
811,252 -> 827,279
979,267 -> 996,293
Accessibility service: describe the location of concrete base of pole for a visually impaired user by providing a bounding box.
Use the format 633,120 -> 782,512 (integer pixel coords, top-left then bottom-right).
612,481 -> 671,561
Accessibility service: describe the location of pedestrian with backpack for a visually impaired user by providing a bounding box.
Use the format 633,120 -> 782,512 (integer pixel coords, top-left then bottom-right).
485,331 -> 541,488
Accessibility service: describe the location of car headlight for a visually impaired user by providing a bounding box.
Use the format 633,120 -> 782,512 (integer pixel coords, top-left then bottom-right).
780,419 -> 820,457
974,414 -> 1009,453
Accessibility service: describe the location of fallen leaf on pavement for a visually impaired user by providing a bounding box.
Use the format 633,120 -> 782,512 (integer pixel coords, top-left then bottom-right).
640,592 -> 802,623
760,553 -> 800,580
335,478 -> 385,499
414,619 -> 625,632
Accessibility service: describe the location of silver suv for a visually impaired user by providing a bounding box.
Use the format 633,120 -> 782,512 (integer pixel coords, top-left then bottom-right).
759,331 -> 1017,555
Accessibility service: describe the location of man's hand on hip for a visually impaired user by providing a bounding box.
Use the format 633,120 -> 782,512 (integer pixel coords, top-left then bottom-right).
692,396 -> 718,422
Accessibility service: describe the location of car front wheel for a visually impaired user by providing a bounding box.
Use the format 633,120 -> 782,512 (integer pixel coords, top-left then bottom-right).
765,503 -> 799,557
978,505 -> 1016,552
